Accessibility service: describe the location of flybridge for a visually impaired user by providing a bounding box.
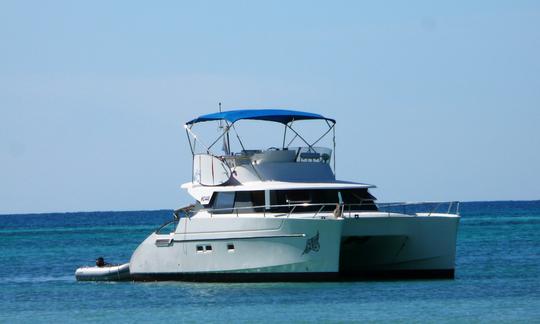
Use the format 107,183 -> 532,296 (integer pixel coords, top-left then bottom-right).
184,109 -> 337,186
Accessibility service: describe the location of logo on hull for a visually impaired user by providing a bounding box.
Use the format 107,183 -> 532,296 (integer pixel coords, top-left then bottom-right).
302,231 -> 320,255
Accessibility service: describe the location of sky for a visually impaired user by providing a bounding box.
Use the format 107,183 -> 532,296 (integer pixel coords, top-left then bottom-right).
1,1 -> 539,214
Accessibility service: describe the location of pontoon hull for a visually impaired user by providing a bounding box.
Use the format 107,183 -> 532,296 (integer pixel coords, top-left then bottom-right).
129,217 -> 343,281
340,214 -> 460,278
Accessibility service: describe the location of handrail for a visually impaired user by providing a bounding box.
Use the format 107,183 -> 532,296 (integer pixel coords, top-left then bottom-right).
156,205 -> 197,234
288,205 -> 297,217
313,205 -> 325,218
155,219 -> 178,234
377,201 -> 460,216
205,200 -> 460,218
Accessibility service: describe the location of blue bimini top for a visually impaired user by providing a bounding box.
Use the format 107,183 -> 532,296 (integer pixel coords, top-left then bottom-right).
185,109 -> 335,125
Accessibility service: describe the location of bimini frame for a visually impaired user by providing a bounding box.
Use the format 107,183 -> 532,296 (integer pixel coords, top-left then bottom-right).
183,109 -> 337,173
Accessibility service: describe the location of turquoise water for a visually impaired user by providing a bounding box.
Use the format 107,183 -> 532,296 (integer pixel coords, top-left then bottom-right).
1,201 -> 539,322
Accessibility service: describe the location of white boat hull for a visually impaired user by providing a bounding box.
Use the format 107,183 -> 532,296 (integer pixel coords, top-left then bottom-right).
129,217 -> 343,281
128,213 -> 459,281
340,213 -> 460,278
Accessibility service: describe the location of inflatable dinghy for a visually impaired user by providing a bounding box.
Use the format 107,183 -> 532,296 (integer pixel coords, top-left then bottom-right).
75,263 -> 131,281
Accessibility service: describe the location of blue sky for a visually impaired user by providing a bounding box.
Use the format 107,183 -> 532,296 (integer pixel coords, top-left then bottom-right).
1,1 -> 539,214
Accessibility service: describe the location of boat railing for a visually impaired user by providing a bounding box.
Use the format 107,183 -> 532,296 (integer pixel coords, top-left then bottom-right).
206,200 -> 460,218
365,201 -> 460,217
216,146 -> 333,168
155,205 -> 197,234
155,219 -> 178,234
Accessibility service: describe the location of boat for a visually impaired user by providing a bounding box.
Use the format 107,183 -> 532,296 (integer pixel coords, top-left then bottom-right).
75,262 -> 131,281
77,108 -> 460,282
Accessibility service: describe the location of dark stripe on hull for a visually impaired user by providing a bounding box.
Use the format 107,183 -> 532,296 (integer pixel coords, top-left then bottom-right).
132,272 -> 339,282
131,269 -> 454,282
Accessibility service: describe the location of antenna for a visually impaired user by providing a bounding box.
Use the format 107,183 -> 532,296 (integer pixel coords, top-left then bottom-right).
218,102 -> 223,129
218,102 -> 223,131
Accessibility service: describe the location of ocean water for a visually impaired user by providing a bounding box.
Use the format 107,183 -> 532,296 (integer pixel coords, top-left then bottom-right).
1,201 -> 539,323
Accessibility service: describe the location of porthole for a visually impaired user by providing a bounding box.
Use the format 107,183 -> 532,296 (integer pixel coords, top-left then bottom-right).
197,244 -> 213,253
227,243 -> 235,252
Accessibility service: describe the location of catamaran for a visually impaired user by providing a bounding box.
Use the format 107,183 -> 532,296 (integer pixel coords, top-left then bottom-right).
77,109 -> 460,281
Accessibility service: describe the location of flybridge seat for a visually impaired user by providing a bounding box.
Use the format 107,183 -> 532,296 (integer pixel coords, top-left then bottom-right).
300,152 -> 321,160
296,147 -> 332,163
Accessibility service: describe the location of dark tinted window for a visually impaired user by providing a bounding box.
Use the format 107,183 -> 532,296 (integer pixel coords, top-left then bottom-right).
234,191 -> 265,213
284,190 -> 311,203
210,189 -> 377,214
210,191 -> 265,214
212,192 -> 235,213
269,189 -> 339,213
340,189 -> 377,211
269,189 -> 376,213
312,190 -> 340,204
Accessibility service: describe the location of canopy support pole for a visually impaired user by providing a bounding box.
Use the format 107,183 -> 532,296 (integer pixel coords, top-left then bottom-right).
310,122 -> 335,147
231,123 -> 247,152
282,123 -> 288,149
185,126 -> 194,155
225,121 -> 231,155
286,134 -> 298,148
285,124 -> 313,151
333,123 -> 336,175
185,125 -> 195,183
185,126 -> 212,154
231,123 -> 263,181
207,125 -> 231,152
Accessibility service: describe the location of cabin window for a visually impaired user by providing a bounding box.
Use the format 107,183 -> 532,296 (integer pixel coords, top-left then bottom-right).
209,189 -> 377,214
268,189 -> 377,213
340,189 -> 378,211
312,190 -> 341,205
210,191 -> 265,214
212,192 -> 235,214
284,190 -> 311,203
227,243 -> 235,252
269,189 -> 339,213
234,191 -> 265,213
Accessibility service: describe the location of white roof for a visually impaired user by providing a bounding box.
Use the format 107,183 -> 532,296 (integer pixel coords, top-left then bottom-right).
182,180 -> 375,191
182,180 -> 375,203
